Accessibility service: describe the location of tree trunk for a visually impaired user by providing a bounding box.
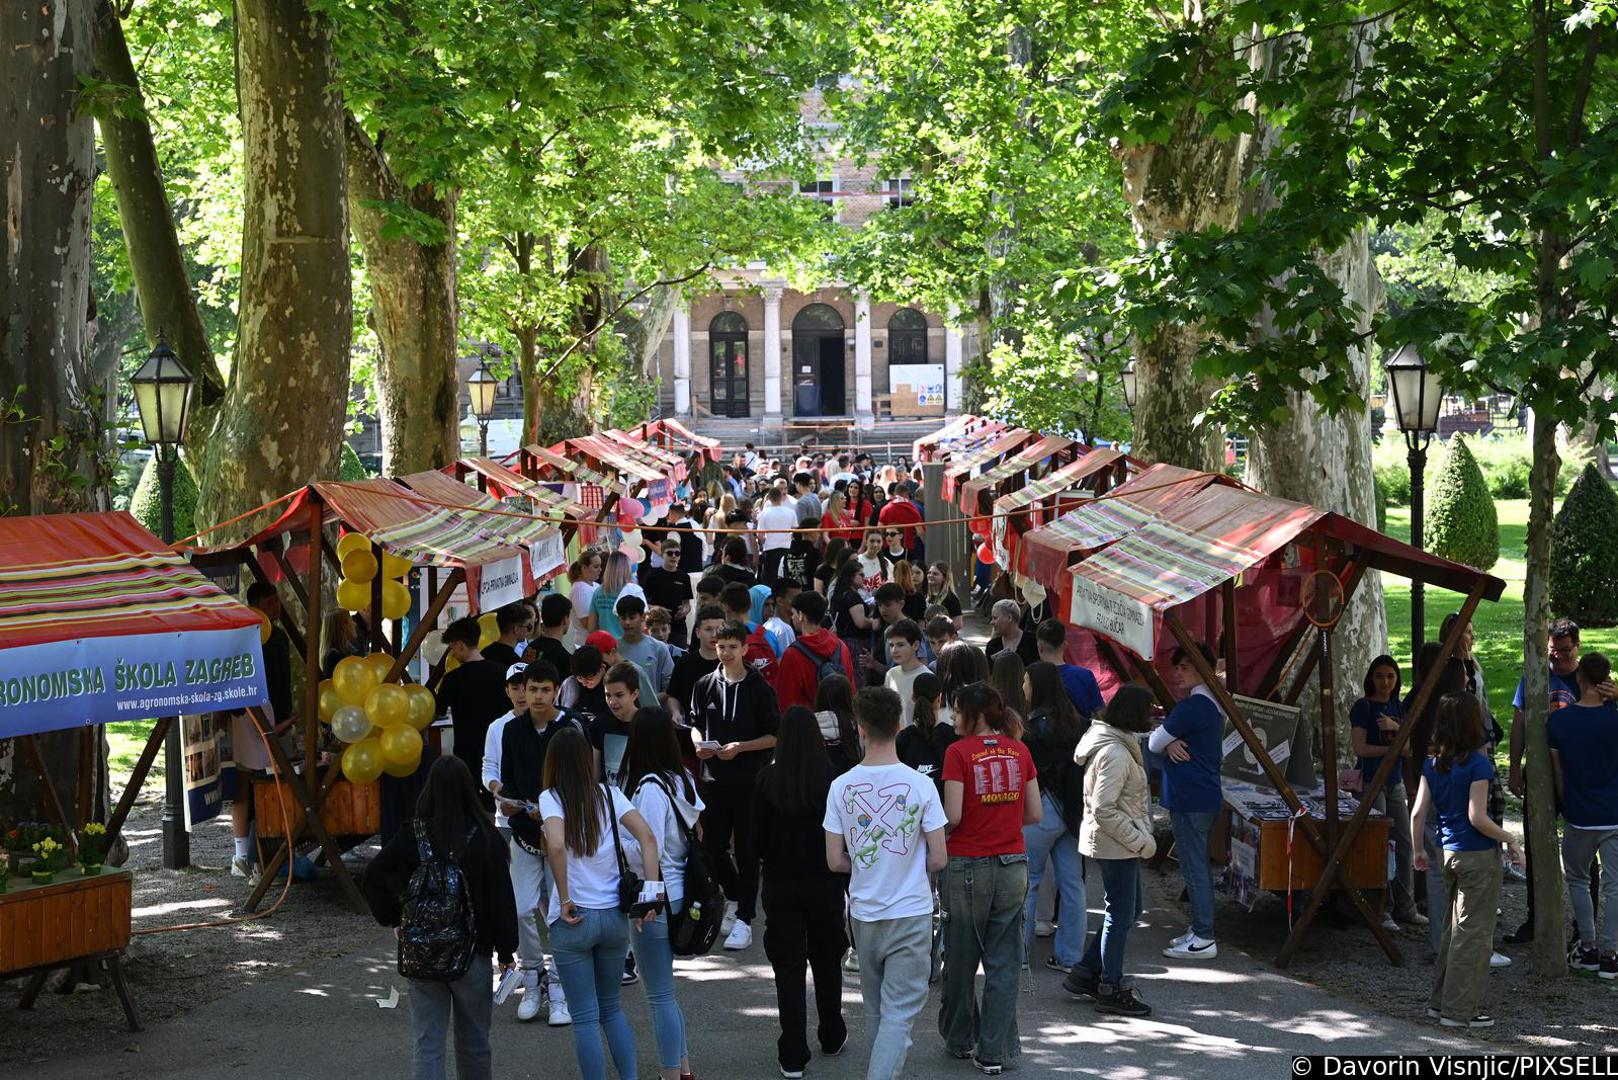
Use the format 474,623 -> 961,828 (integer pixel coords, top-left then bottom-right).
345,117 -> 459,475
620,284 -> 678,379
90,0 -> 224,473
195,0 -> 350,535
984,25 -> 1030,359
1523,408 -> 1564,975
0,0 -> 104,822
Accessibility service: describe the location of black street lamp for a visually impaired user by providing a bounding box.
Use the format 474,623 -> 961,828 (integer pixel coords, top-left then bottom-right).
1120,361 -> 1138,412
130,335 -> 195,870
1385,343 -> 1443,650
467,359 -> 499,457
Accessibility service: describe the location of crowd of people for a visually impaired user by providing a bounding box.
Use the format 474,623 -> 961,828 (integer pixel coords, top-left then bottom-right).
349,443 -> 1615,1079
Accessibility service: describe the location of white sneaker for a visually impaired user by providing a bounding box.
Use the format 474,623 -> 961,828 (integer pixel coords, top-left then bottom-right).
517,972 -> 543,1022
1382,914 -> 1400,933
548,998 -> 572,1026
723,919 -> 753,951
1168,927 -> 1194,948
1162,935 -> 1218,960
230,856 -> 251,878
1490,951 -> 1511,969
1034,919 -> 1056,939
720,900 -> 739,937
842,948 -> 860,973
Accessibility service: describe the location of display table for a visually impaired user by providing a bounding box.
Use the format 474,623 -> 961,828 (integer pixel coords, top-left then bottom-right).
1217,781 -> 1391,908
1,866 -> 140,1030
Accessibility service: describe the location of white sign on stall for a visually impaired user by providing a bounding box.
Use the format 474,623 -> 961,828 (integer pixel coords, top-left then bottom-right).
474,556 -> 525,612
530,531 -> 566,580
1069,574 -> 1157,660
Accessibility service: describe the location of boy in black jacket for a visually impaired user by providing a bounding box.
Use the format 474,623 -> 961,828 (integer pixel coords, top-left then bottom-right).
689,620 -> 780,952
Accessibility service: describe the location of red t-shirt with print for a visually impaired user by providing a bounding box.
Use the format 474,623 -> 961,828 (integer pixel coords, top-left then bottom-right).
942,734 -> 1036,857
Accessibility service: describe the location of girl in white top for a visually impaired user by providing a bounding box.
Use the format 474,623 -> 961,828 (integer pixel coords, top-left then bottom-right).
623,708 -> 704,1080
540,728 -> 661,1080
569,549 -> 605,641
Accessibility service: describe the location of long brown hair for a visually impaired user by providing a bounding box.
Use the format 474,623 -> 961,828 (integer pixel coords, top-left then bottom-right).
416,755 -> 504,863
955,682 -> 1013,737
542,727 -> 604,856
1429,691 -> 1485,772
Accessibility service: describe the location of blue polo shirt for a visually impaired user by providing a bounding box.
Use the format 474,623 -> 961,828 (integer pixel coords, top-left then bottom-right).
1349,696 -> 1405,789
1547,703 -> 1618,829
1058,663 -> 1104,720
1421,751 -> 1496,851
1512,669 -> 1578,712
1160,691 -> 1224,813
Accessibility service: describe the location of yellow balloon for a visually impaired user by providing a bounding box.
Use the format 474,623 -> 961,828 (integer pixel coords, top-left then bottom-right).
381,580 -> 411,621
382,754 -> 420,778
381,552 -> 413,579
258,610 -> 272,644
379,724 -> 423,766
341,549 -> 378,583
333,654 -> 381,706
335,578 -> 370,613
335,532 -> 371,560
317,679 -> 343,723
365,683 -> 410,728
364,651 -> 395,681
341,738 -> 384,785
403,684 -> 436,730
444,654 -> 460,673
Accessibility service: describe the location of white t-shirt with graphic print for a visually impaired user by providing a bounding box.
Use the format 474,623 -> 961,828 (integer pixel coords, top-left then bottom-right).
823,761 -> 945,922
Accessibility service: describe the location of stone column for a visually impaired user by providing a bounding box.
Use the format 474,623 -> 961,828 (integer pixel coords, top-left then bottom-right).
672,304 -> 691,416
763,286 -> 783,421
945,305 -> 964,414
855,290 -> 874,426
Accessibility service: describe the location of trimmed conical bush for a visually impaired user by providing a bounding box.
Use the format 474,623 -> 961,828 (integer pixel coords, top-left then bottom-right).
1550,463 -> 1618,627
130,453 -> 200,542
1426,437 -> 1499,571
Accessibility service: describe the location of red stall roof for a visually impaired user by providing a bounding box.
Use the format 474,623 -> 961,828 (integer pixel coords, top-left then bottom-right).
940,429 -> 1035,501
991,448 -> 1128,569
459,457 -> 587,521
958,435 -> 1077,512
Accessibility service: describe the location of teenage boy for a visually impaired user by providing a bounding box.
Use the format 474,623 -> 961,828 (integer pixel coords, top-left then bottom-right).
778,591 -> 857,712
756,486 -> 799,584
558,644 -> 610,732
482,663 -> 530,840
597,661 -> 642,790
644,605 -> 685,660
783,513 -> 822,593
871,584 -> 933,675
883,619 -> 929,729
720,581 -> 779,688
763,586 -> 799,656
482,602 -> 535,672
925,615 -> 959,670
1548,651 -> 1618,978
824,687 -> 948,1080
984,599 -> 1038,665
614,594 -> 673,702
690,621 -> 781,951
793,472 -> 823,527
1148,643 -> 1225,960
669,604 -> 725,721
530,593 -> 573,673
497,661 -> 585,1026
434,615 -> 512,781
641,540 -> 694,650
1035,619 -> 1104,719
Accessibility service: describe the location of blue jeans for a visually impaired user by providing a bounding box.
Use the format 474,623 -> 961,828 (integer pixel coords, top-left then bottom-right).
1077,856 -> 1142,989
938,854 -> 1026,1065
1023,792 -> 1085,966
550,908 -> 637,1080
631,907 -> 689,1071
409,959 -> 493,1080
1171,810 -> 1217,939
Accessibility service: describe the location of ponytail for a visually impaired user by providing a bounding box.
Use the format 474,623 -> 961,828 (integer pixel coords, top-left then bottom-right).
955,682 -> 1011,736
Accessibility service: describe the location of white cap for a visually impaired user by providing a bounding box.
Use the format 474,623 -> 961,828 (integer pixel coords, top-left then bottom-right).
506,663 -> 528,681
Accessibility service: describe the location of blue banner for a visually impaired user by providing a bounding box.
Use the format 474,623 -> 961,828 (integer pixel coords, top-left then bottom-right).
0,626 -> 269,739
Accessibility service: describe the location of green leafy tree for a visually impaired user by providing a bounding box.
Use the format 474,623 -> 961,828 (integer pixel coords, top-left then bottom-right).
1550,464 -> 1618,627
338,442 -> 368,481
1426,438 -> 1500,571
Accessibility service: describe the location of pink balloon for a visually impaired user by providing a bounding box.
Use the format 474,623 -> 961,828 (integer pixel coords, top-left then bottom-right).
621,541 -> 645,564
617,498 -> 643,525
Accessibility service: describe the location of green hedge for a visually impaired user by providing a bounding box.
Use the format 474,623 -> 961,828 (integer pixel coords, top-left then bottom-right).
130,453 -> 200,541
1374,430 -> 1585,506
339,441 -> 368,480
1426,437 -> 1499,570
1550,463 -> 1618,627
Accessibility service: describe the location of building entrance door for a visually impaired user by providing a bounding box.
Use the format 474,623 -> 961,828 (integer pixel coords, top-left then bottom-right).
791,303 -> 845,417
708,311 -> 749,417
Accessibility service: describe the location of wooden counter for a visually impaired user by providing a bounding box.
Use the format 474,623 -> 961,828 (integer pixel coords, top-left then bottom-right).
0,867 -> 132,976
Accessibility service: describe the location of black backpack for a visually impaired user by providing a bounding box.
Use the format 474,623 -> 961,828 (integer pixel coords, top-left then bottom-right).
397,821 -> 478,981
791,639 -> 845,682
637,774 -> 726,957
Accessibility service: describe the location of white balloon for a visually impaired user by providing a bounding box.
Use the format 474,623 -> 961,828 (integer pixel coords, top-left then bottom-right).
330,705 -> 373,744
420,630 -> 447,667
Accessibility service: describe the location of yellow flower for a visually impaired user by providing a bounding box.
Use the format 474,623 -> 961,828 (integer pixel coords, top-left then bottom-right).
84,823 -> 106,836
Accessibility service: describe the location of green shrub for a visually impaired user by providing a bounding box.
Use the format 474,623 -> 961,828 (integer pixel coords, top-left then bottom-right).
339,441 -> 368,480
130,453 -> 200,542
1425,437 -> 1499,570
1373,473 -> 1388,532
1549,463 -> 1618,627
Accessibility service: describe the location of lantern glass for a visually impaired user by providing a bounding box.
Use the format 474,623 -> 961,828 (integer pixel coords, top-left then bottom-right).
1120,363 -> 1138,409
467,363 -> 500,420
1385,344 -> 1443,435
130,341 -> 194,446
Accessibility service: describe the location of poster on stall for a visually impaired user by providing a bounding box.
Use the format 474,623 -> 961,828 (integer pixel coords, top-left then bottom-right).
181,713 -> 225,830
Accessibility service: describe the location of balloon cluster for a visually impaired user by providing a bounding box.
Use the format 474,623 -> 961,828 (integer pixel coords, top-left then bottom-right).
318,653 -> 435,783
970,515 -> 994,565
333,533 -> 412,620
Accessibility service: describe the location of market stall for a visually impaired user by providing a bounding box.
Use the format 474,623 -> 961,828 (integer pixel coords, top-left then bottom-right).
0,511 -> 269,1030
988,447 -> 1130,571
938,427 -> 1036,502
628,417 -> 723,464
956,434 -> 1080,514
913,414 -> 1006,463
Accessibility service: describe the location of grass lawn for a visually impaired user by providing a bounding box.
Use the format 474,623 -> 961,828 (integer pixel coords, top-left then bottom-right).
107,718 -> 163,787
1380,498 -> 1618,747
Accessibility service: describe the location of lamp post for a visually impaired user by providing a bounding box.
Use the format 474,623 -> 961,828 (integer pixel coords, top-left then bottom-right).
131,335 -> 195,870
1385,343 -> 1443,650
467,359 -> 499,457
1120,361 -> 1138,412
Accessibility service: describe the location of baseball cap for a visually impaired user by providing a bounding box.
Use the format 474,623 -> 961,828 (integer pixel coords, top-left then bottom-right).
505,663 -> 528,682
585,630 -> 618,653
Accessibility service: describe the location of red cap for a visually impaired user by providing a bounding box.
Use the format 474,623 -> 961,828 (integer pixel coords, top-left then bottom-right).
585,630 -> 618,654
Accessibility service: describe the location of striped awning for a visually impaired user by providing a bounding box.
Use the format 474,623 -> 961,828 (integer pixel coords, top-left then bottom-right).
940,429 -> 1034,501
399,470 -> 568,584
991,448 -> 1127,569
459,457 -> 587,521
633,419 -> 721,462
605,429 -> 688,483
565,434 -> 667,485
313,480 -> 525,568
913,415 -> 1006,462
958,435 -> 1077,511
525,444 -> 611,487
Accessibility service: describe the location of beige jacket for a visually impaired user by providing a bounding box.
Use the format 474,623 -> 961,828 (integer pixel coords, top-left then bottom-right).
1075,721 -> 1156,860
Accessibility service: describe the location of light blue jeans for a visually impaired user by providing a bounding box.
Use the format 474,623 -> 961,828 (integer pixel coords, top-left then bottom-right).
851,914 -> 933,1080
409,959 -> 493,1080
1171,810 -> 1218,939
1023,791 -> 1085,966
631,906 -> 689,1071
550,908 -> 637,1080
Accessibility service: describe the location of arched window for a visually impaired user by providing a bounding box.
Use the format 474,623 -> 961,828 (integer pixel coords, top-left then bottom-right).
708,311 -> 749,418
888,308 -> 929,368
791,304 -> 846,417
793,303 -> 845,331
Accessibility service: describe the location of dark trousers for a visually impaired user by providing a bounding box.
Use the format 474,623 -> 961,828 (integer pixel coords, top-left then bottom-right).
701,782 -> 760,921
763,874 -> 849,1072
1524,792 -> 1600,932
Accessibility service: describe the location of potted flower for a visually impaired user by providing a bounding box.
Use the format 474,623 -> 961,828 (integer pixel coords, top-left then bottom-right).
6,823 -> 40,875
76,823 -> 109,875
31,835 -> 65,885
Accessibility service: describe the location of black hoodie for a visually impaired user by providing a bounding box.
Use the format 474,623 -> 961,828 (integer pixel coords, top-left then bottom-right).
688,664 -> 780,785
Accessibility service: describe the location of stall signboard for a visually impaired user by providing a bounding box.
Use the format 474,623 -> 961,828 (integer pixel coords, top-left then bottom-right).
467,556 -> 525,613
181,713 -> 225,830
0,626 -> 269,740
889,364 -> 947,417
1069,575 -> 1156,660
1221,694 -> 1310,786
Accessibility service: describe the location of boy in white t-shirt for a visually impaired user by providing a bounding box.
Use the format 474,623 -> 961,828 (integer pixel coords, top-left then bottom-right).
824,686 -> 948,1080
882,619 -> 929,730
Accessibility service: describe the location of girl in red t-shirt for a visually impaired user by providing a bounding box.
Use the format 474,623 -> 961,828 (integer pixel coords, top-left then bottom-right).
939,681 -> 1040,1074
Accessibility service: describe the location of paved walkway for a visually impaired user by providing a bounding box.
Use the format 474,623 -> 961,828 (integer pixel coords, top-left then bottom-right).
28,871 -> 1477,1080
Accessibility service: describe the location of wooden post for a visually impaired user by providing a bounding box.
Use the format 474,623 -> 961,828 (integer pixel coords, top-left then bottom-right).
1280,559 -> 1370,705
1222,578 -> 1239,693
305,498 -> 324,779
105,718 -> 172,843
1275,580 -> 1486,966
1318,628 -> 1339,848
76,728 -> 94,827
369,542 -> 385,653
268,543 -> 310,614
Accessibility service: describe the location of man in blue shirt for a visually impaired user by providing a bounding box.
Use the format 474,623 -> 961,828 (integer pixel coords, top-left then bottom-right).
1036,619 -> 1104,719
1547,651 -> 1618,977
1147,642 -> 1225,960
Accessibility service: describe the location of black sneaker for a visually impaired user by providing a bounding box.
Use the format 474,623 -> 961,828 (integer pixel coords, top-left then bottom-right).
971,1055 -> 1003,1075
1502,921 -> 1533,945
621,954 -> 639,986
1601,953 -> 1618,981
1044,955 -> 1074,974
1095,986 -> 1152,1018
1569,943 -> 1600,972
1063,968 -> 1101,1000
1439,1014 -> 1494,1029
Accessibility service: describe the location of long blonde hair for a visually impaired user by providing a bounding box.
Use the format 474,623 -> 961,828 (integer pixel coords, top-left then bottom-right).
926,561 -> 957,605
601,550 -> 633,594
